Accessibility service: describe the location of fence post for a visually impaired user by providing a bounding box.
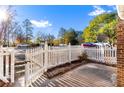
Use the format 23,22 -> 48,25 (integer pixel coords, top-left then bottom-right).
25,49 -> 29,87
0,46 -> 3,79
101,46 -> 104,63
5,48 -> 9,78
25,61 -> 30,87
44,41 -> 48,71
68,43 -> 71,63
11,48 -> 15,83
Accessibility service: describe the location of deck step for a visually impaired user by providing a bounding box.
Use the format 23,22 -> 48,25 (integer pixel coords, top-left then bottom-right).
15,64 -> 25,68
15,70 -> 25,74
15,65 -> 25,73
15,60 -> 26,80
15,61 -> 26,65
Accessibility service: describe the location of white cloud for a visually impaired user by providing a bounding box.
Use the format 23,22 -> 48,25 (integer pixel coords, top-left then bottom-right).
30,20 -> 52,28
107,10 -> 112,13
88,6 -> 106,16
88,6 -> 112,16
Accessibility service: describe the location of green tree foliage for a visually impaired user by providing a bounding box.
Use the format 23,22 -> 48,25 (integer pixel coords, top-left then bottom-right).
82,13 -> 118,45
76,31 -> 83,44
58,27 -> 67,44
35,37 -> 42,44
47,34 -> 55,46
82,27 -> 96,42
58,28 -> 81,45
101,20 -> 117,46
53,39 -> 59,46
64,28 -> 78,45
58,27 -> 67,37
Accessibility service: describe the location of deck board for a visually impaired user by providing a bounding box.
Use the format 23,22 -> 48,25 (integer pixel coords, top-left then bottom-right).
31,63 -> 116,87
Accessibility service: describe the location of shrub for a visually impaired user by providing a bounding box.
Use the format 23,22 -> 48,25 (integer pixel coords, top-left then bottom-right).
78,52 -> 88,61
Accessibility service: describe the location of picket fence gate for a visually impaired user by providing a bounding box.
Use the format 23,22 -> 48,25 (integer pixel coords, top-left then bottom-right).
0,47 -> 15,84
25,43 -> 82,86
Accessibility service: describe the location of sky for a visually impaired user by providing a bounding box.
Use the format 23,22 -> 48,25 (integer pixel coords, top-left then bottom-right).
12,5 -> 117,38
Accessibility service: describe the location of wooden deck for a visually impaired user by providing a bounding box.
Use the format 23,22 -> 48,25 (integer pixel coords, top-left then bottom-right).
0,80 -> 10,87
31,63 -> 116,87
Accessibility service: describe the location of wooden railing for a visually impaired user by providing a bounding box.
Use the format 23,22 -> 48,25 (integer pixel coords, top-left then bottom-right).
84,46 -> 117,64
25,43 -> 82,86
0,47 -> 15,83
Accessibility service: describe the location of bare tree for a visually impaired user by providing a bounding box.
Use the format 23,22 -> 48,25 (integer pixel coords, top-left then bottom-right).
0,6 -> 16,46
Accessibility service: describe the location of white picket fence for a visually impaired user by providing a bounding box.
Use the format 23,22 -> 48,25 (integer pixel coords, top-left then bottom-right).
25,43 -> 82,86
84,46 -> 117,64
0,44 -> 117,86
0,47 -> 15,83
24,43 -> 117,86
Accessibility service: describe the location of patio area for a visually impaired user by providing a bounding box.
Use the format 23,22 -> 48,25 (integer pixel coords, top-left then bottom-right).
30,63 -> 116,87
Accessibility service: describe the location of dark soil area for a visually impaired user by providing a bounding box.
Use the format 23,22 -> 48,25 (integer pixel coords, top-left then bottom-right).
44,60 -> 87,79
44,59 -> 116,79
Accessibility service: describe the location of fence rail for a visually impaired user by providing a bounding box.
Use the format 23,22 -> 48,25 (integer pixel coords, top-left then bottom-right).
0,47 -> 15,83
25,43 -> 82,86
